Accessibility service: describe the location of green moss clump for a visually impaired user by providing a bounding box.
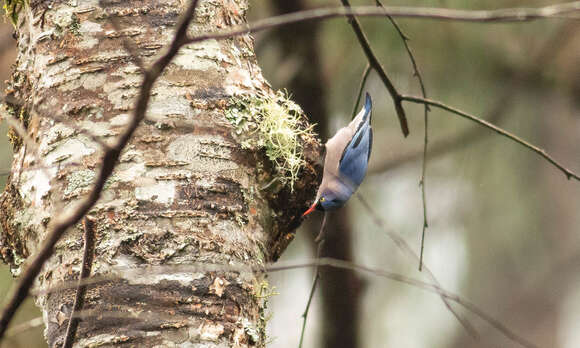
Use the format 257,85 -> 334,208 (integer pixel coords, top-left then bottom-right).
3,0 -> 28,26
251,278 -> 278,345
68,13 -> 81,36
226,90 -> 315,192
5,105 -> 29,151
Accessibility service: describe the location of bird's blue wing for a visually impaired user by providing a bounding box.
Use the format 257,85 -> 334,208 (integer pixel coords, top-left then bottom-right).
338,125 -> 372,189
340,93 -> 372,163
338,93 -> 372,190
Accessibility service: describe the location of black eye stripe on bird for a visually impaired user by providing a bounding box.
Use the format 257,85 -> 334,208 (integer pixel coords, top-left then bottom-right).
303,93 -> 373,217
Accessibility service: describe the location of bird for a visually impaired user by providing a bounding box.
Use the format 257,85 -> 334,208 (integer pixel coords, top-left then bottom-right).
303,92 -> 373,217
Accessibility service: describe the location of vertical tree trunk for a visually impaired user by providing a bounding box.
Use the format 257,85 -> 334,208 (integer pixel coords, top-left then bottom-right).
0,1 -> 320,347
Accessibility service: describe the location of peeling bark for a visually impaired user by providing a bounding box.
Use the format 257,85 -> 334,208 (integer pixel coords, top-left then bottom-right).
0,1 -> 321,347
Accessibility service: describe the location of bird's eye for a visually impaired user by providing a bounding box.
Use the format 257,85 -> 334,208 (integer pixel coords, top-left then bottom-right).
320,197 -> 326,202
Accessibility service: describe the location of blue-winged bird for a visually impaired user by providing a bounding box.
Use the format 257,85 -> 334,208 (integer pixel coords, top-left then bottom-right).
303,93 -> 373,217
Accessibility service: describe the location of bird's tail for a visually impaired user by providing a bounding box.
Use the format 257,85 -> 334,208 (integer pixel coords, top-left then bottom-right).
363,92 -> 372,123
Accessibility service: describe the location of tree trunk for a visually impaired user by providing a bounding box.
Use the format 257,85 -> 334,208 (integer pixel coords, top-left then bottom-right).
0,1 -> 320,347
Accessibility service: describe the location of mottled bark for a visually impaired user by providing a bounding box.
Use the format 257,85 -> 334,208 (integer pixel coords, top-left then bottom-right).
0,1 -> 320,347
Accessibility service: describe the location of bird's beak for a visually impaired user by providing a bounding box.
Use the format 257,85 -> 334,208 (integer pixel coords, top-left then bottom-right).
302,202 -> 317,217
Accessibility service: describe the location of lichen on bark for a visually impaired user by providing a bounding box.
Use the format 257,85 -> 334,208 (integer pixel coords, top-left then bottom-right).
0,0 -> 321,346
225,90 -> 316,192
2,0 -> 28,26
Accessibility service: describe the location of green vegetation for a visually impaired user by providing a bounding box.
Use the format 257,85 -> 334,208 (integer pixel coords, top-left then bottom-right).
5,105 -> 28,151
252,278 -> 278,345
2,0 -> 27,26
226,90 -> 316,192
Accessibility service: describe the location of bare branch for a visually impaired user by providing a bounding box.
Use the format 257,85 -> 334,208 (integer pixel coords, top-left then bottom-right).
350,64 -> 371,119
374,0 -> 431,270
369,21 -> 579,175
30,257 -> 542,348
62,217 -> 96,348
368,101 -> 507,174
340,0 -> 409,137
304,259 -> 541,348
0,0 -> 202,340
184,3 -> 580,45
400,95 -> 580,181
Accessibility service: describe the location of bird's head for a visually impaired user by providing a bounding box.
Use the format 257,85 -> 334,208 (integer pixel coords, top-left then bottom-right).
302,191 -> 344,217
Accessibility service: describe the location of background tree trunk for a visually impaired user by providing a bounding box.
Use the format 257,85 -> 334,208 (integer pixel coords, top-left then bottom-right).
0,1 -> 319,347
270,1 -> 362,347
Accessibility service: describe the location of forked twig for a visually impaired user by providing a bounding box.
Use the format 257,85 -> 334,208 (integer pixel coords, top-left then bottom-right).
184,3 -> 580,45
23,256 -> 542,348
62,217 -> 96,348
369,22 -> 579,176
375,0 -> 431,271
340,0 -> 409,137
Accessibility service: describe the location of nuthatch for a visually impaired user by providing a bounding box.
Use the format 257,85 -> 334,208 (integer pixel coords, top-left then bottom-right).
303,93 -> 373,216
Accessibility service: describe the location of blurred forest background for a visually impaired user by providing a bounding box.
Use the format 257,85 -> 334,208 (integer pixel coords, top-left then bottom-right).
1,0 -> 579,347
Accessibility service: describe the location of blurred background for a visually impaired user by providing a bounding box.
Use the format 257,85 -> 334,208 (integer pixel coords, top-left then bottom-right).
1,1 -> 579,347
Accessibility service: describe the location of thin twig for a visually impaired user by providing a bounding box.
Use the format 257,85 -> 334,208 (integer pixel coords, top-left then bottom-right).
418,97 -> 429,270
298,213 -> 327,348
400,95 -> 580,181
376,2 -> 429,102
297,269 -> 318,348
182,2 -> 580,137
368,98 -> 508,174
375,0 -> 431,270
28,256 -> 541,348
62,217 -> 96,348
351,64 -> 372,119
313,212 -> 328,244
340,0 -> 409,137
0,0 -> 202,340
356,194 -> 478,339
183,3 -> 580,45
369,22 -> 579,175
316,258 -> 540,348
